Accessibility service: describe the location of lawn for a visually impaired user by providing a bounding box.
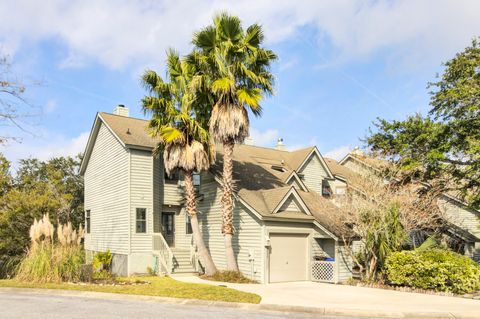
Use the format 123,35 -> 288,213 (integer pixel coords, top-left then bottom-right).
0,276 -> 261,304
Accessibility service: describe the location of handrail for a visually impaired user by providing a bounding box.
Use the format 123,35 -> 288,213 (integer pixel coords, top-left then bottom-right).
152,234 -> 173,275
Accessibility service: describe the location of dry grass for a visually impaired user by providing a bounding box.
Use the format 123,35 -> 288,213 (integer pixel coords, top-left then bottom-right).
0,276 -> 261,304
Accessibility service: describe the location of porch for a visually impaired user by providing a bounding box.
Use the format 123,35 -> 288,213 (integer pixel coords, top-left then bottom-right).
151,206 -> 199,275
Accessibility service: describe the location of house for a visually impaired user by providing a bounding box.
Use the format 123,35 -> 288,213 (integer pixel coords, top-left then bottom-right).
80,106 -> 357,283
331,149 -> 480,262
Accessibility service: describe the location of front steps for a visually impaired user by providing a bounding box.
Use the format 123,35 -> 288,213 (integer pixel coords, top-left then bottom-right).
171,248 -> 198,275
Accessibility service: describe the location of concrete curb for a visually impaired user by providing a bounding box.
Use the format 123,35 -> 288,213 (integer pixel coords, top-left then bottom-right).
0,287 -> 477,319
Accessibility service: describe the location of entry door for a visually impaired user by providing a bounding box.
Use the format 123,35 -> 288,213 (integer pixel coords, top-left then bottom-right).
269,233 -> 308,282
162,212 -> 175,247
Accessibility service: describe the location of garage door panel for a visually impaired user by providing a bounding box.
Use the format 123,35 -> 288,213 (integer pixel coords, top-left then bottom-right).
269,233 -> 308,283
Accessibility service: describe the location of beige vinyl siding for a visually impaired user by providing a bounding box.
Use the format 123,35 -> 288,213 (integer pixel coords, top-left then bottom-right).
278,196 -> 301,212
84,123 -> 129,254
342,158 -> 372,176
174,208 -> 193,249
312,238 -> 335,259
336,240 -> 362,282
439,196 -> 480,239
298,154 -> 329,195
129,149 -> 155,253
153,157 -> 162,234
287,177 -> 304,190
197,172 -> 263,282
164,183 -> 184,206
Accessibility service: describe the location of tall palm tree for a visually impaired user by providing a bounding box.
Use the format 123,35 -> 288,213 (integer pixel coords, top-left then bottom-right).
141,50 -> 218,276
189,13 -> 277,271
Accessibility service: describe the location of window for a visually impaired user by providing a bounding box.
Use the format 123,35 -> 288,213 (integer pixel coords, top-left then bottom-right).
136,208 -> 147,233
322,180 -> 332,196
85,210 -> 91,234
162,212 -> 174,235
193,172 -> 201,193
186,214 -> 193,234
153,211 -> 161,233
165,169 -> 180,184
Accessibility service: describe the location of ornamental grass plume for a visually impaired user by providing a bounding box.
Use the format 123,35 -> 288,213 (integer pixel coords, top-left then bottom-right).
17,216 -> 85,283
57,222 -> 85,246
29,214 -> 54,246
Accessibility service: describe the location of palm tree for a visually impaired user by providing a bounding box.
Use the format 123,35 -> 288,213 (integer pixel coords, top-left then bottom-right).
141,50 -> 218,276
189,13 -> 277,271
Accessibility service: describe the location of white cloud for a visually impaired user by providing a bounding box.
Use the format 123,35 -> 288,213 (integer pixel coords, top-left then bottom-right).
1,0 -> 479,70
278,57 -> 298,72
324,145 -> 352,161
249,127 -> 279,146
1,131 -> 89,168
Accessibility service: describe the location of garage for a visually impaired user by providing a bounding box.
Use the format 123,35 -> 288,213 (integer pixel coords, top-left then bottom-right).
269,233 -> 309,282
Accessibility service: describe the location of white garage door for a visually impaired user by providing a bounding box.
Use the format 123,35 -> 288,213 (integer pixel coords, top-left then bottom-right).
269,233 -> 308,283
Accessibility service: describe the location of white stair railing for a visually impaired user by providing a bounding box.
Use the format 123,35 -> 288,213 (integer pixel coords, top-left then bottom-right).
152,234 -> 173,275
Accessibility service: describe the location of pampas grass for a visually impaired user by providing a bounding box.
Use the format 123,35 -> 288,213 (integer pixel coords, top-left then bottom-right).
17,215 -> 85,283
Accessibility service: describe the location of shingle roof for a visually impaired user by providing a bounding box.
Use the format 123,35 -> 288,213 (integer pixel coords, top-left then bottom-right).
90,112 -> 350,237
99,112 -> 159,148
325,158 -> 366,189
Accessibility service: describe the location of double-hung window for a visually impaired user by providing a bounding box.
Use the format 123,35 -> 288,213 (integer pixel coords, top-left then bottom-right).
85,210 -> 91,234
136,208 -> 147,233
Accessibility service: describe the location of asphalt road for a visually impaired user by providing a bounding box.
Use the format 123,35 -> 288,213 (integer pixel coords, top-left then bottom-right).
0,291 -> 360,319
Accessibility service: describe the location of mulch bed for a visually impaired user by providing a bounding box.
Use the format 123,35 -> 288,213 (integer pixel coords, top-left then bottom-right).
344,280 -> 480,300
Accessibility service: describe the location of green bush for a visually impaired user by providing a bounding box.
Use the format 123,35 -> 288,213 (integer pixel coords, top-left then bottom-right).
385,249 -> 480,294
93,250 -> 112,271
92,269 -> 116,282
16,244 -> 84,283
203,271 -> 257,284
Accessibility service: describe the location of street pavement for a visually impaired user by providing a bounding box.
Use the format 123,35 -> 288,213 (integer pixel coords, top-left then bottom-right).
0,290 -> 359,319
173,276 -> 480,318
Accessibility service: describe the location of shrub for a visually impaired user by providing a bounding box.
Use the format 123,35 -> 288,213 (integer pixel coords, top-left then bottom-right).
16,214 -> 85,283
203,271 -> 257,284
92,269 -> 116,282
93,250 -> 112,271
16,243 -> 84,283
385,249 -> 480,294
146,266 -> 156,276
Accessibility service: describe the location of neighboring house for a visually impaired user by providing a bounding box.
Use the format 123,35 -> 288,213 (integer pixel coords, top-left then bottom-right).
332,150 -> 480,262
80,106 -> 356,283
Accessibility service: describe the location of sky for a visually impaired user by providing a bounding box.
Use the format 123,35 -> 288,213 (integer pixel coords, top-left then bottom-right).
1,0 -> 479,167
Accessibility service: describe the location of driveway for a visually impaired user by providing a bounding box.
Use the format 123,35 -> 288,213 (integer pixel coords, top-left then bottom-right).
173,276 -> 480,318
0,289 -> 356,319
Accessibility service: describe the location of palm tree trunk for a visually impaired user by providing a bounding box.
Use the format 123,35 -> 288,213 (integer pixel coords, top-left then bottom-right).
184,170 -> 217,276
221,139 -> 239,272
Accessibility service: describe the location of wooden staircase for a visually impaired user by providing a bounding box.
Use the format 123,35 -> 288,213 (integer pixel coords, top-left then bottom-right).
171,248 -> 197,275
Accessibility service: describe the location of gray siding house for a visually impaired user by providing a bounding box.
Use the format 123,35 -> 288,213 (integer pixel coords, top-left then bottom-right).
335,150 -> 480,262
81,106 -> 356,283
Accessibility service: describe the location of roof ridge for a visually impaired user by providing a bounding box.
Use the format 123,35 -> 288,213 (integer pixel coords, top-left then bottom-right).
237,143 -> 293,153
99,112 -> 149,123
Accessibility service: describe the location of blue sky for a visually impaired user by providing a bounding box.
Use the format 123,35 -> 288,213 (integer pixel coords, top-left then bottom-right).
1,0 -> 479,166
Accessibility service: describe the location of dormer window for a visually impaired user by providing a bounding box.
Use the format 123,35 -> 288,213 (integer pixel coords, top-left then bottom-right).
322,180 -> 332,197
271,165 -> 286,172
